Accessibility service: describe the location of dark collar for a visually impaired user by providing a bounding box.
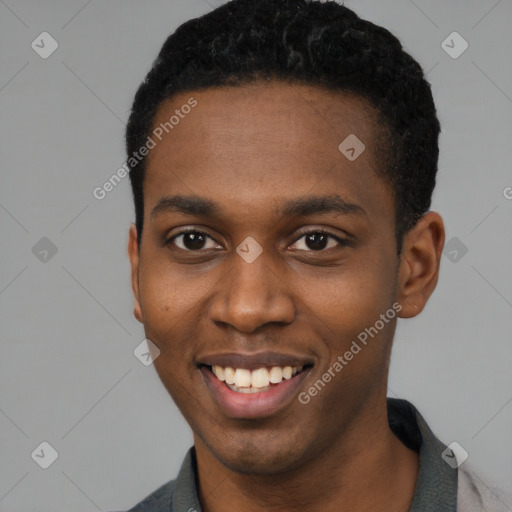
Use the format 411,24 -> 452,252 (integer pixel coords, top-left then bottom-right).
387,398 -> 457,511
130,398 -> 457,511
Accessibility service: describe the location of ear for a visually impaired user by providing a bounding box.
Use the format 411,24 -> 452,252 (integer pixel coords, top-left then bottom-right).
128,223 -> 143,323
396,211 -> 445,318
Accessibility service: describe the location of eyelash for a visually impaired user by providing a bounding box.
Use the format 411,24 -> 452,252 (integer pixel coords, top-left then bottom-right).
165,228 -> 350,252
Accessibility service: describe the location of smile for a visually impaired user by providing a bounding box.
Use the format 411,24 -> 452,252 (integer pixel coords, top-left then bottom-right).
209,365 -> 306,393
198,351 -> 314,417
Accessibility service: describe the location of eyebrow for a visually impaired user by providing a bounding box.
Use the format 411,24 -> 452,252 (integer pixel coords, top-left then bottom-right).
150,194 -> 366,220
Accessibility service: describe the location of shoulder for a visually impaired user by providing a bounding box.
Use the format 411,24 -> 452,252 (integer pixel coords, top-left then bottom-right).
458,467 -> 512,512
124,479 -> 176,512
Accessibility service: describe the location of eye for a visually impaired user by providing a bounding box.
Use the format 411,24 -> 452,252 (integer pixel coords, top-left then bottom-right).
166,229 -> 221,251
289,230 -> 349,252
165,228 -> 350,253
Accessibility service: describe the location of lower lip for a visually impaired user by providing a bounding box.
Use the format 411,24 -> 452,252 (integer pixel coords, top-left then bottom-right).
200,366 -> 311,419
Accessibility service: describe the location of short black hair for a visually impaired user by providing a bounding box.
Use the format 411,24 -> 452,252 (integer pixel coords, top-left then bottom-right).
126,0 -> 440,250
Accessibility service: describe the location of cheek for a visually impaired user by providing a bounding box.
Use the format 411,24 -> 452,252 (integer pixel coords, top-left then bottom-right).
137,257 -> 217,369
136,272 -> 193,368
298,253 -> 396,331
294,255 -> 398,392
138,254 -> 203,324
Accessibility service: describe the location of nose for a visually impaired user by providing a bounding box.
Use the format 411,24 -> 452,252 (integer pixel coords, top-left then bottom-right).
208,251 -> 296,333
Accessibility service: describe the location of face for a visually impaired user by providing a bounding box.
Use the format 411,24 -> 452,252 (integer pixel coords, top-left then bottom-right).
128,81 -> 418,475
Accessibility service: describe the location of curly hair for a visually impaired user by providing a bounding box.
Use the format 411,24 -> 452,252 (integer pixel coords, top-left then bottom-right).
126,0 -> 440,250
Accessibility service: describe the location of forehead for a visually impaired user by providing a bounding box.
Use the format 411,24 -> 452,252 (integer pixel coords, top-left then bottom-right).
143,81 -> 392,225
148,81 -> 381,164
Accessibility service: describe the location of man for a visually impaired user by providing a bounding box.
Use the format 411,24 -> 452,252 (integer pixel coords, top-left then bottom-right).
123,1 -> 509,510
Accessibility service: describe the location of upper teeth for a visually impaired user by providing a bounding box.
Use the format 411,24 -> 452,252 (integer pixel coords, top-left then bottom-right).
212,365 -> 303,388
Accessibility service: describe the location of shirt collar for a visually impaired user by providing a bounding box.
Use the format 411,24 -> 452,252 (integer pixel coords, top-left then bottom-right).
387,398 -> 457,511
168,398 -> 457,512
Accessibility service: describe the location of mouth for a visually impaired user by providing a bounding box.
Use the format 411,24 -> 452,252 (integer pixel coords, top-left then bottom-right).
198,353 -> 314,418
203,363 -> 311,393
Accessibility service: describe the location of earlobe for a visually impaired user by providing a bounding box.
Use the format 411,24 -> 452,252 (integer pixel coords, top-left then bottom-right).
396,212 -> 445,319
128,223 -> 143,323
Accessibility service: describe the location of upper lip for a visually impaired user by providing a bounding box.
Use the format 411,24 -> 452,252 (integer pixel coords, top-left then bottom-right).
198,351 -> 314,371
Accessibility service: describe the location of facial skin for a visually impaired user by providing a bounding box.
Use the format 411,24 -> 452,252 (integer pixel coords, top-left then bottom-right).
128,81 -> 445,512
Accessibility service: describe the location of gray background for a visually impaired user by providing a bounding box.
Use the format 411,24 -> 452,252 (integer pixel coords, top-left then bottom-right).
1,0 -> 511,510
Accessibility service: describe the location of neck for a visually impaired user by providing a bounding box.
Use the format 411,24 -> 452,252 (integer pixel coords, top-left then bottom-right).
194,397 -> 419,512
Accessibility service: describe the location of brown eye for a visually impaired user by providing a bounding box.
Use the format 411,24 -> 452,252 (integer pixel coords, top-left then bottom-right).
167,230 -> 221,251
290,231 -> 349,252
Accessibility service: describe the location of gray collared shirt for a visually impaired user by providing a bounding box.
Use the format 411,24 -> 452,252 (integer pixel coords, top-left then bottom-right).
124,398 -> 507,511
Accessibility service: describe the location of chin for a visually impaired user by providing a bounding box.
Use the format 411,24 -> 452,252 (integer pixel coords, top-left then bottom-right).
205,433 -> 310,476
219,451 -> 303,476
